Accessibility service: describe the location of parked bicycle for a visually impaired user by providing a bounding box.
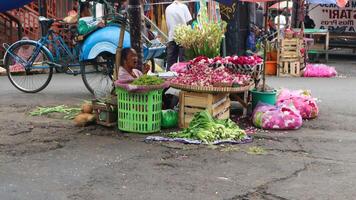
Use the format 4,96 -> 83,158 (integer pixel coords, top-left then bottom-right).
2,0 -> 166,94
2,16 -> 114,94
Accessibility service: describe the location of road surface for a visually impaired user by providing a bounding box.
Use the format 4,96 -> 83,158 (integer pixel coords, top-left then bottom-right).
0,60 -> 356,200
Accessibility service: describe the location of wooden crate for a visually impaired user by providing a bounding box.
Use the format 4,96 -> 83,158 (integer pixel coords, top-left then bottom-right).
92,100 -> 118,127
280,38 -> 303,61
179,91 -> 230,128
278,61 -> 302,77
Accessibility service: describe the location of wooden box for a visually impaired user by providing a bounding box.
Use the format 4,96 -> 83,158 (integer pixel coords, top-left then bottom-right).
179,91 -> 230,128
92,100 -> 118,127
280,38 -> 303,62
278,61 -> 302,77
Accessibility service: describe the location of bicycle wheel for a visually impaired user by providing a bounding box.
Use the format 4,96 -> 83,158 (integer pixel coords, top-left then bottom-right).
4,41 -> 53,93
81,55 -> 114,95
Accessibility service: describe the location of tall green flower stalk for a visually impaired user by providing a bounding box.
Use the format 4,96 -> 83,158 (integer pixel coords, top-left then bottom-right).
174,0 -> 226,59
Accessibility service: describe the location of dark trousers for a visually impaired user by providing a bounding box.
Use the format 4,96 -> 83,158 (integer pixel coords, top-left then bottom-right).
166,41 -> 184,71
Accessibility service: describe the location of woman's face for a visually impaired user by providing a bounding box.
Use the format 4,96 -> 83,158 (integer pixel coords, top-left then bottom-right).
125,50 -> 138,69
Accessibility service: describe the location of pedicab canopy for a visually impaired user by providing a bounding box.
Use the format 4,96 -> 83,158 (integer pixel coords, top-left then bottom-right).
0,0 -> 34,12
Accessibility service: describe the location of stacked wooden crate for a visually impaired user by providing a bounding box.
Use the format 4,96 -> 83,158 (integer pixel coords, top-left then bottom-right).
278,38 -> 304,77
179,91 -> 230,128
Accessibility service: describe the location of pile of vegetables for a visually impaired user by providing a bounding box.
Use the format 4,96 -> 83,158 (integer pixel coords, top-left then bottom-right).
168,111 -> 247,143
73,103 -> 96,127
30,105 -> 81,120
132,75 -> 165,86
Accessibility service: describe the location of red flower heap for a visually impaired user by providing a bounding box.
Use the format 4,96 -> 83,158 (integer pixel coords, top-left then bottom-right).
171,55 -> 263,87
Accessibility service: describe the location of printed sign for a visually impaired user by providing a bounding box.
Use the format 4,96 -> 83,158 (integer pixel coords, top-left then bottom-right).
309,0 -> 356,32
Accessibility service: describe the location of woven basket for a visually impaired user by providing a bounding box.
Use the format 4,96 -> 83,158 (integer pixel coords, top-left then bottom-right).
212,82 -> 233,87
170,82 -> 254,93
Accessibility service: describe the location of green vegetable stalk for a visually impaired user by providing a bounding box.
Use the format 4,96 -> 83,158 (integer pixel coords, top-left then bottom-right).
168,110 -> 247,143
132,75 -> 164,86
30,105 -> 81,120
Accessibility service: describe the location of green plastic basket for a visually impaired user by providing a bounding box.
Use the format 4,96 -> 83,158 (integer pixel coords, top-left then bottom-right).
116,88 -> 163,133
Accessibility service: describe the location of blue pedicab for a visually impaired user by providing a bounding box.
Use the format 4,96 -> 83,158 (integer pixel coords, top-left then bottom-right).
2,2 -> 166,94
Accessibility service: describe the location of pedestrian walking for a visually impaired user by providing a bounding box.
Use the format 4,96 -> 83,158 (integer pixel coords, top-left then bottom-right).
165,0 -> 192,70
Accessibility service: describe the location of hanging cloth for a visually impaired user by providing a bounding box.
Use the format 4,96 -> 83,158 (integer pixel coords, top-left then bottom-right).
161,5 -> 168,35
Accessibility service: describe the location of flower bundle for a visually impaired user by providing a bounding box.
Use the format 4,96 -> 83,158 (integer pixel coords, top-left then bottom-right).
171,60 -> 251,87
174,22 -> 227,60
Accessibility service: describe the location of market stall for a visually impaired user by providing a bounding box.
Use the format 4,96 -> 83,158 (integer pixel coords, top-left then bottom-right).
19,0 -> 322,147
170,56 -> 262,127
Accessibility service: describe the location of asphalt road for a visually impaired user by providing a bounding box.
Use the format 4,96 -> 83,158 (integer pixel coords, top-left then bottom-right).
0,59 -> 356,200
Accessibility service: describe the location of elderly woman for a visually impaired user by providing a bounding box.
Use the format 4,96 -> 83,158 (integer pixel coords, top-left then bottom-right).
118,48 -> 150,82
118,48 -> 178,109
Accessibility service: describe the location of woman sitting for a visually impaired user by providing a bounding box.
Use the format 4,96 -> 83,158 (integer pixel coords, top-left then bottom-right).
118,48 -> 150,82
118,48 -> 178,109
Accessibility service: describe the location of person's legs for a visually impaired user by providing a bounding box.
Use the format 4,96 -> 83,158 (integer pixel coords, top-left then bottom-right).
178,46 -> 185,62
166,41 -> 179,70
163,94 -> 179,110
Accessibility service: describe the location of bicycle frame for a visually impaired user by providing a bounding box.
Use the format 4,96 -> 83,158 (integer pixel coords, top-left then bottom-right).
42,29 -> 81,67
49,34 -> 76,63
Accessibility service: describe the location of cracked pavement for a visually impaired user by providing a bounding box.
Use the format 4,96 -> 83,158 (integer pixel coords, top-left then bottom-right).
0,59 -> 356,200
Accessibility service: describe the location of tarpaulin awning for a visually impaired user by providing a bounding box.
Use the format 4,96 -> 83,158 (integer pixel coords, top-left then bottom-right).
307,0 -> 348,7
269,1 -> 293,9
0,0 -> 34,13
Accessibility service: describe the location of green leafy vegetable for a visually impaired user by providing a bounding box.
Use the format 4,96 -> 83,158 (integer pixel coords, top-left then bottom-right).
30,105 -> 81,120
168,110 -> 247,143
132,75 -> 164,86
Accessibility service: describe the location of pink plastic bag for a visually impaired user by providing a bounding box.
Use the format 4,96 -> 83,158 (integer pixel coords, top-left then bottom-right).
252,103 -> 303,130
170,62 -> 189,73
303,64 -> 337,77
277,89 -> 319,119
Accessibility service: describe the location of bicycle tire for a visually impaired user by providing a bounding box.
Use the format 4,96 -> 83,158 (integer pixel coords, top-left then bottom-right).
81,55 -> 114,95
4,40 -> 53,93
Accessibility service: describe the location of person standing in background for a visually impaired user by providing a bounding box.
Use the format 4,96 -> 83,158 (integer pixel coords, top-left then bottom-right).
255,4 -> 264,29
78,2 -> 105,35
274,10 -> 287,31
304,15 -> 315,29
165,0 -> 192,70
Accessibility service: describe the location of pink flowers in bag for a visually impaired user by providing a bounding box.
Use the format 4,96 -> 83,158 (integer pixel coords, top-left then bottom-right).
252,89 -> 320,130
303,64 -> 337,78
252,103 -> 303,130
277,89 -> 319,119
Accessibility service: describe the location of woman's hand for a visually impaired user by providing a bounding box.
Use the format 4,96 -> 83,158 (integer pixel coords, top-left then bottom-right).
143,63 -> 151,74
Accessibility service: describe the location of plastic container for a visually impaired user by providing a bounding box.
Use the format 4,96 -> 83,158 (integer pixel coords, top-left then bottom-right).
116,88 -> 163,133
251,89 -> 277,111
265,61 -> 277,75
